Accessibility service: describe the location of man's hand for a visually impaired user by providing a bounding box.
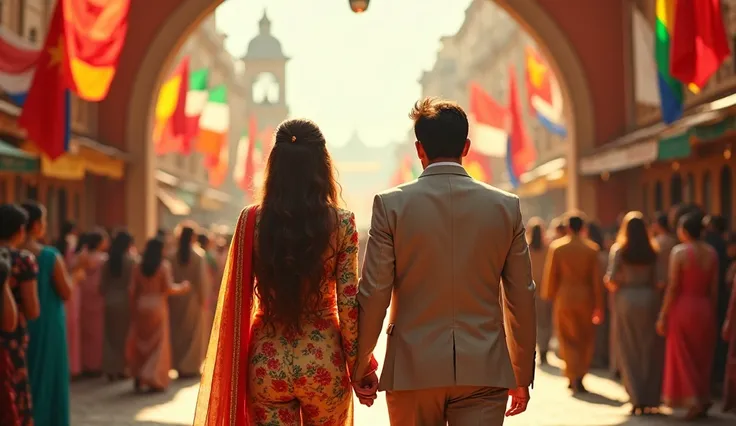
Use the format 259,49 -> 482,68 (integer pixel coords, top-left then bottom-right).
352,371 -> 379,407
506,386 -> 530,417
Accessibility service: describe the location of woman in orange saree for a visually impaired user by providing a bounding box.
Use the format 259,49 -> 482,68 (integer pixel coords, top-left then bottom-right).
194,119 -> 377,426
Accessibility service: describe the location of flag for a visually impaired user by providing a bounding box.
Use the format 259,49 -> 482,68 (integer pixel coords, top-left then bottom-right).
465,149 -> 492,183
208,143 -> 229,187
655,0 -> 683,124
0,27 -> 40,105
197,85 -> 229,158
468,82 -> 508,157
241,115 -> 261,191
62,0 -> 131,101
670,0 -> 731,92
525,46 -> 567,137
507,66 -> 536,189
186,68 -> 209,141
153,57 -> 189,155
17,5 -> 70,160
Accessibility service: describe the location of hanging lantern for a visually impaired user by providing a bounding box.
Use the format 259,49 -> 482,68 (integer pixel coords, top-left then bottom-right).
348,0 -> 370,13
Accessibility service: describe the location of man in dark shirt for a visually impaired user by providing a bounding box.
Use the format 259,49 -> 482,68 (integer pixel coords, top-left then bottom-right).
703,214 -> 729,392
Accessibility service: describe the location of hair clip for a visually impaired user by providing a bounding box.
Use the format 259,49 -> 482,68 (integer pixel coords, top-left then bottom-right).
291,136 -> 297,143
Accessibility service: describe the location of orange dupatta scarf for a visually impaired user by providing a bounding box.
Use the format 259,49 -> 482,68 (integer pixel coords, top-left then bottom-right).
194,207 -> 257,426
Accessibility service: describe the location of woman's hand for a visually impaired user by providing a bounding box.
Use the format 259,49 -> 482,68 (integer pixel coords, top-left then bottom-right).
604,281 -> 618,293
352,371 -> 378,407
656,316 -> 666,336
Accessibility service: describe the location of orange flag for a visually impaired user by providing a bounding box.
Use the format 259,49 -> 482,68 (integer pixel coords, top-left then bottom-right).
62,0 -> 131,101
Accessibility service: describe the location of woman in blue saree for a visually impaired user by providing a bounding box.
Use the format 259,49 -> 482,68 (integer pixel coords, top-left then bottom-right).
22,202 -> 74,426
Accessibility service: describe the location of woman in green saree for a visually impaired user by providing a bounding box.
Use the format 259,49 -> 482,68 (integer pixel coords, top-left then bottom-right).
22,202 -> 74,426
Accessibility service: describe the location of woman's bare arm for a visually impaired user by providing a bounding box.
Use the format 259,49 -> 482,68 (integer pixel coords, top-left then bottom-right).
51,254 -> 74,301
1,280 -> 17,332
659,247 -> 682,321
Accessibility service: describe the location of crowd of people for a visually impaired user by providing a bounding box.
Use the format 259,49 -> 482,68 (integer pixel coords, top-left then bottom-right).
0,200 -> 229,426
530,204 -> 736,420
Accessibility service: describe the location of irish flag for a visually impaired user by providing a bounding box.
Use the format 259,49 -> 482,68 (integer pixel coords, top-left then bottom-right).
0,27 -> 39,105
197,85 -> 229,158
185,68 -> 209,145
655,0 -> 683,124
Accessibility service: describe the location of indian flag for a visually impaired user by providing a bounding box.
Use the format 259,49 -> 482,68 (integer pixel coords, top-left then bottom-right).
185,68 -> 209,145
655,0 -> 683,124
197,84 -> 229,158
208,143 -> 229,187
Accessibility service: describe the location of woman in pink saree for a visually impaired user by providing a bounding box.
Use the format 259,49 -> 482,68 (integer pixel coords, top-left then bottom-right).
129,238 -> 190,392
194,119 -> 377,426
79,229 -> 109,376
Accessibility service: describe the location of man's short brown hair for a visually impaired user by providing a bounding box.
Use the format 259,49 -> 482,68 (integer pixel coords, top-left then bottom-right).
409,97 -> 468,160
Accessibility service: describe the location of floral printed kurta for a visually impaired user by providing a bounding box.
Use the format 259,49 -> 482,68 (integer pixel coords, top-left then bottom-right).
247,208 -> 378,426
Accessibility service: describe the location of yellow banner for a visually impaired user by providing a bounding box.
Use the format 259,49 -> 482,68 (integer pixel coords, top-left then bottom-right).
22,141 -> 125,181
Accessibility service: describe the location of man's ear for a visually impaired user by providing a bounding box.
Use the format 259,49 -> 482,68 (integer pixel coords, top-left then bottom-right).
461,138 -> 471,157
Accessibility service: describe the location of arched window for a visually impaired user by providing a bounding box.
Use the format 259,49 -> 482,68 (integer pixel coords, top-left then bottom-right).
702,171 -> 712,213
670,173 -> 683,206
654,180 -> 664,212
721,165 -> 732,227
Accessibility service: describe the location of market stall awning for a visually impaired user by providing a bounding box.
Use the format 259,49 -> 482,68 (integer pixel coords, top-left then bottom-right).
0,140 -> 39,173
580,92 -> 736,175
157,187 -> 191,216
21,136 -> 127,180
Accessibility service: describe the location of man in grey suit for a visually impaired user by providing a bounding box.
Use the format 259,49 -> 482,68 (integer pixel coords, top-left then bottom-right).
352,98 -> 536,425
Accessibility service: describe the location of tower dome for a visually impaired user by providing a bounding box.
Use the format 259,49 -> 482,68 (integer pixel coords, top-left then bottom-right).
243,10 -> 288,61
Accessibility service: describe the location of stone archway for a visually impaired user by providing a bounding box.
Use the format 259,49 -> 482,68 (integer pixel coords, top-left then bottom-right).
101,0 -> 625,241
97,0 -> 223,242
492,0 -> 597,217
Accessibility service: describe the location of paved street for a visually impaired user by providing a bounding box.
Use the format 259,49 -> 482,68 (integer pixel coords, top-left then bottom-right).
71,330 -> 736,426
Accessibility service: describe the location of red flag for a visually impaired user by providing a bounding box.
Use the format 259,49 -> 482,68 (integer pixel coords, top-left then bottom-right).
18,5 -> 69,160
242,115 -> 259,191
62,0 -> 130,101
508,65 -> 536,177
670,0 -> 731,90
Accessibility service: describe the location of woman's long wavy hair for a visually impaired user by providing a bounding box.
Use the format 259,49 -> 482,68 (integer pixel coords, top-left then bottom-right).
107,230 -> 133,278
141,238 -> 165,278
255,118 -> 339,331
616,211 -> 658,265
175,221 -> 198,265
526,217 -> 545,251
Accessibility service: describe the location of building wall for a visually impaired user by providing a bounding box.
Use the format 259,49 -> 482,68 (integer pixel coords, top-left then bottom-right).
416,0 -> 568,208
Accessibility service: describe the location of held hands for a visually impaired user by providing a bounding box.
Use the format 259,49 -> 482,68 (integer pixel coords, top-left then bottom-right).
352,371 -> 379,407
506,386 -> 530,417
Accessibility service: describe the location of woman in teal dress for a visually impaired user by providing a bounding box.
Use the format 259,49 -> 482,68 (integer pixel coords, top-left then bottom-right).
22,202 -> 74,426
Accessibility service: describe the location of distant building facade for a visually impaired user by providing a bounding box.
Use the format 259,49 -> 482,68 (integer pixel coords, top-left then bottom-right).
401,0 -> 569,223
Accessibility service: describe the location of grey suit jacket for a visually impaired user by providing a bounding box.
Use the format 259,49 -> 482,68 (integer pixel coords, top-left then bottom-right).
355,164 -> 536,392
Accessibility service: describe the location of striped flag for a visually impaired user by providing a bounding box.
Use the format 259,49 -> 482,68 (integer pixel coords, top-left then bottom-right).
185,68 -> 209,147
655,0 -> 683,124
197,85 -> 229,158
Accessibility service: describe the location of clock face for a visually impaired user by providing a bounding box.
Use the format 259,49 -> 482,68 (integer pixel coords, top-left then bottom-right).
252,72 -> 280,104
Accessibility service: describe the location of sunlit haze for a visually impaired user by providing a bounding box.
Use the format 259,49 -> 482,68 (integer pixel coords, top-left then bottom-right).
216,0 -> 474,148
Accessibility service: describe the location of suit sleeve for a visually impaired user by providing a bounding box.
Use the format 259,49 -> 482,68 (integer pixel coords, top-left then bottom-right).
355,194 -> 395,379
500,197 -> 537,388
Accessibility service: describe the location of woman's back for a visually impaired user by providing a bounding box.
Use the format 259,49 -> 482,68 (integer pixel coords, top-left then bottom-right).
248,207 -> 364,422
677,243 -> 716,298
